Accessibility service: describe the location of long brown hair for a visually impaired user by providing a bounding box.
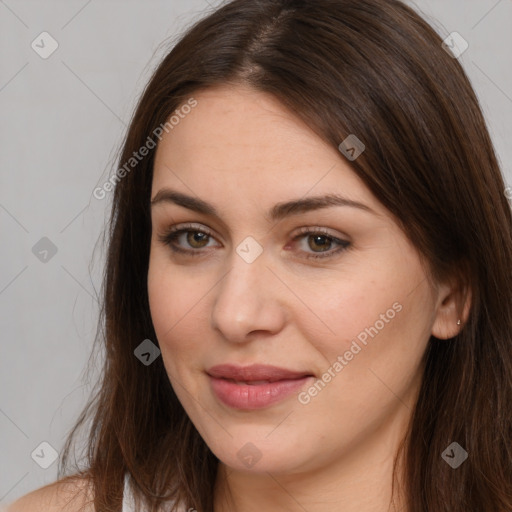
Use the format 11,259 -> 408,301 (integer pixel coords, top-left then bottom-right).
58,0 -> 512,510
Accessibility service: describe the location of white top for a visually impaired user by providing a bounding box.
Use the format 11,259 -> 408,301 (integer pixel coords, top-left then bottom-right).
122,473 -> 185,512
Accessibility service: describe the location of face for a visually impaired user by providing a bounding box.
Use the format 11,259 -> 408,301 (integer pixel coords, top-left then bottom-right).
147,84 -> 448,476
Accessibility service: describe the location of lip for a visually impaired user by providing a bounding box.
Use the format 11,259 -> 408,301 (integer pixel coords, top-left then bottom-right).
207,364 -> 314,410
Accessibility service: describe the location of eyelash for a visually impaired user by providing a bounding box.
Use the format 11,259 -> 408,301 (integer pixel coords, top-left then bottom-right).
157,223 -> 351,260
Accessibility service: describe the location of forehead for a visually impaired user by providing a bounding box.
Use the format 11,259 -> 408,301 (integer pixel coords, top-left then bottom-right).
154,85 -> 331,167
151,85 -> 382,216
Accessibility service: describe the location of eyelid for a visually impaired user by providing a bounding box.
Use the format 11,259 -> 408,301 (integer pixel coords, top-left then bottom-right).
292,225 -> 349,241
165,222 -> 216,237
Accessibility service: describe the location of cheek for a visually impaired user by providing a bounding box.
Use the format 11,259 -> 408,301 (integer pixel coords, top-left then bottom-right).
315,284 -> 431,402
303,256 -> 432,378
302,269 -> 402,351
147,253 -> 212,361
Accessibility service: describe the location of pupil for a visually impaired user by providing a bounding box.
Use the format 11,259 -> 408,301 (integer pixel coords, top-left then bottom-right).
310,235 -> 330,252
188,232 -> 208,247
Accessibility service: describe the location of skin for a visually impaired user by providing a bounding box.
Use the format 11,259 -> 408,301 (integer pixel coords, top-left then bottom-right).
147,84 -> 468,512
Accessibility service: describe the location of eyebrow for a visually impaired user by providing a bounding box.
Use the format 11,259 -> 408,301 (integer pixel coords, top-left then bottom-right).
150,188 -> 377,222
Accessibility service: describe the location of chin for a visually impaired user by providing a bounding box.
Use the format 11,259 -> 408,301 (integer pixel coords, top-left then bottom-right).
202,431 -> 314,475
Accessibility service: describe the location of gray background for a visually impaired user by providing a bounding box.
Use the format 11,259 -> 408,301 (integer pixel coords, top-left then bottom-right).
1,0 -> 511,504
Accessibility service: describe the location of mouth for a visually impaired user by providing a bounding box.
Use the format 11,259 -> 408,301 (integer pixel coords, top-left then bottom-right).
206,363 -> 314,382
221,378 -> 285,385
206,364 -> 315,410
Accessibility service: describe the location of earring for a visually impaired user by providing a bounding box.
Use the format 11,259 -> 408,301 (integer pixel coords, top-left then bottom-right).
456,319 -> 461,325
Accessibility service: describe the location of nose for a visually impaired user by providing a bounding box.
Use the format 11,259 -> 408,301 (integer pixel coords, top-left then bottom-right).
210,244 -> 287,343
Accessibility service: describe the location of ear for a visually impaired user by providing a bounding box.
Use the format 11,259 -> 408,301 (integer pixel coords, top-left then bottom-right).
431,271 -> 472,340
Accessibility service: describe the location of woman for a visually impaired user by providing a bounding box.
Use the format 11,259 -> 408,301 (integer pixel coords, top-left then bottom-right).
7,0 -> 512,510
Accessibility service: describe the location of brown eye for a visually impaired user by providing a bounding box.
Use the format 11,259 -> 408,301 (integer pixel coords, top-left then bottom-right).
291,227 -> 351,260
158,224 -> 218,257
307,234 -> 333,253
186,231 -> 210,248
158,223 -> 350,261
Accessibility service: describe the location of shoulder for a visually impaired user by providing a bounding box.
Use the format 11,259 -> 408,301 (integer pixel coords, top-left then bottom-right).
4,475 -> 94,512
